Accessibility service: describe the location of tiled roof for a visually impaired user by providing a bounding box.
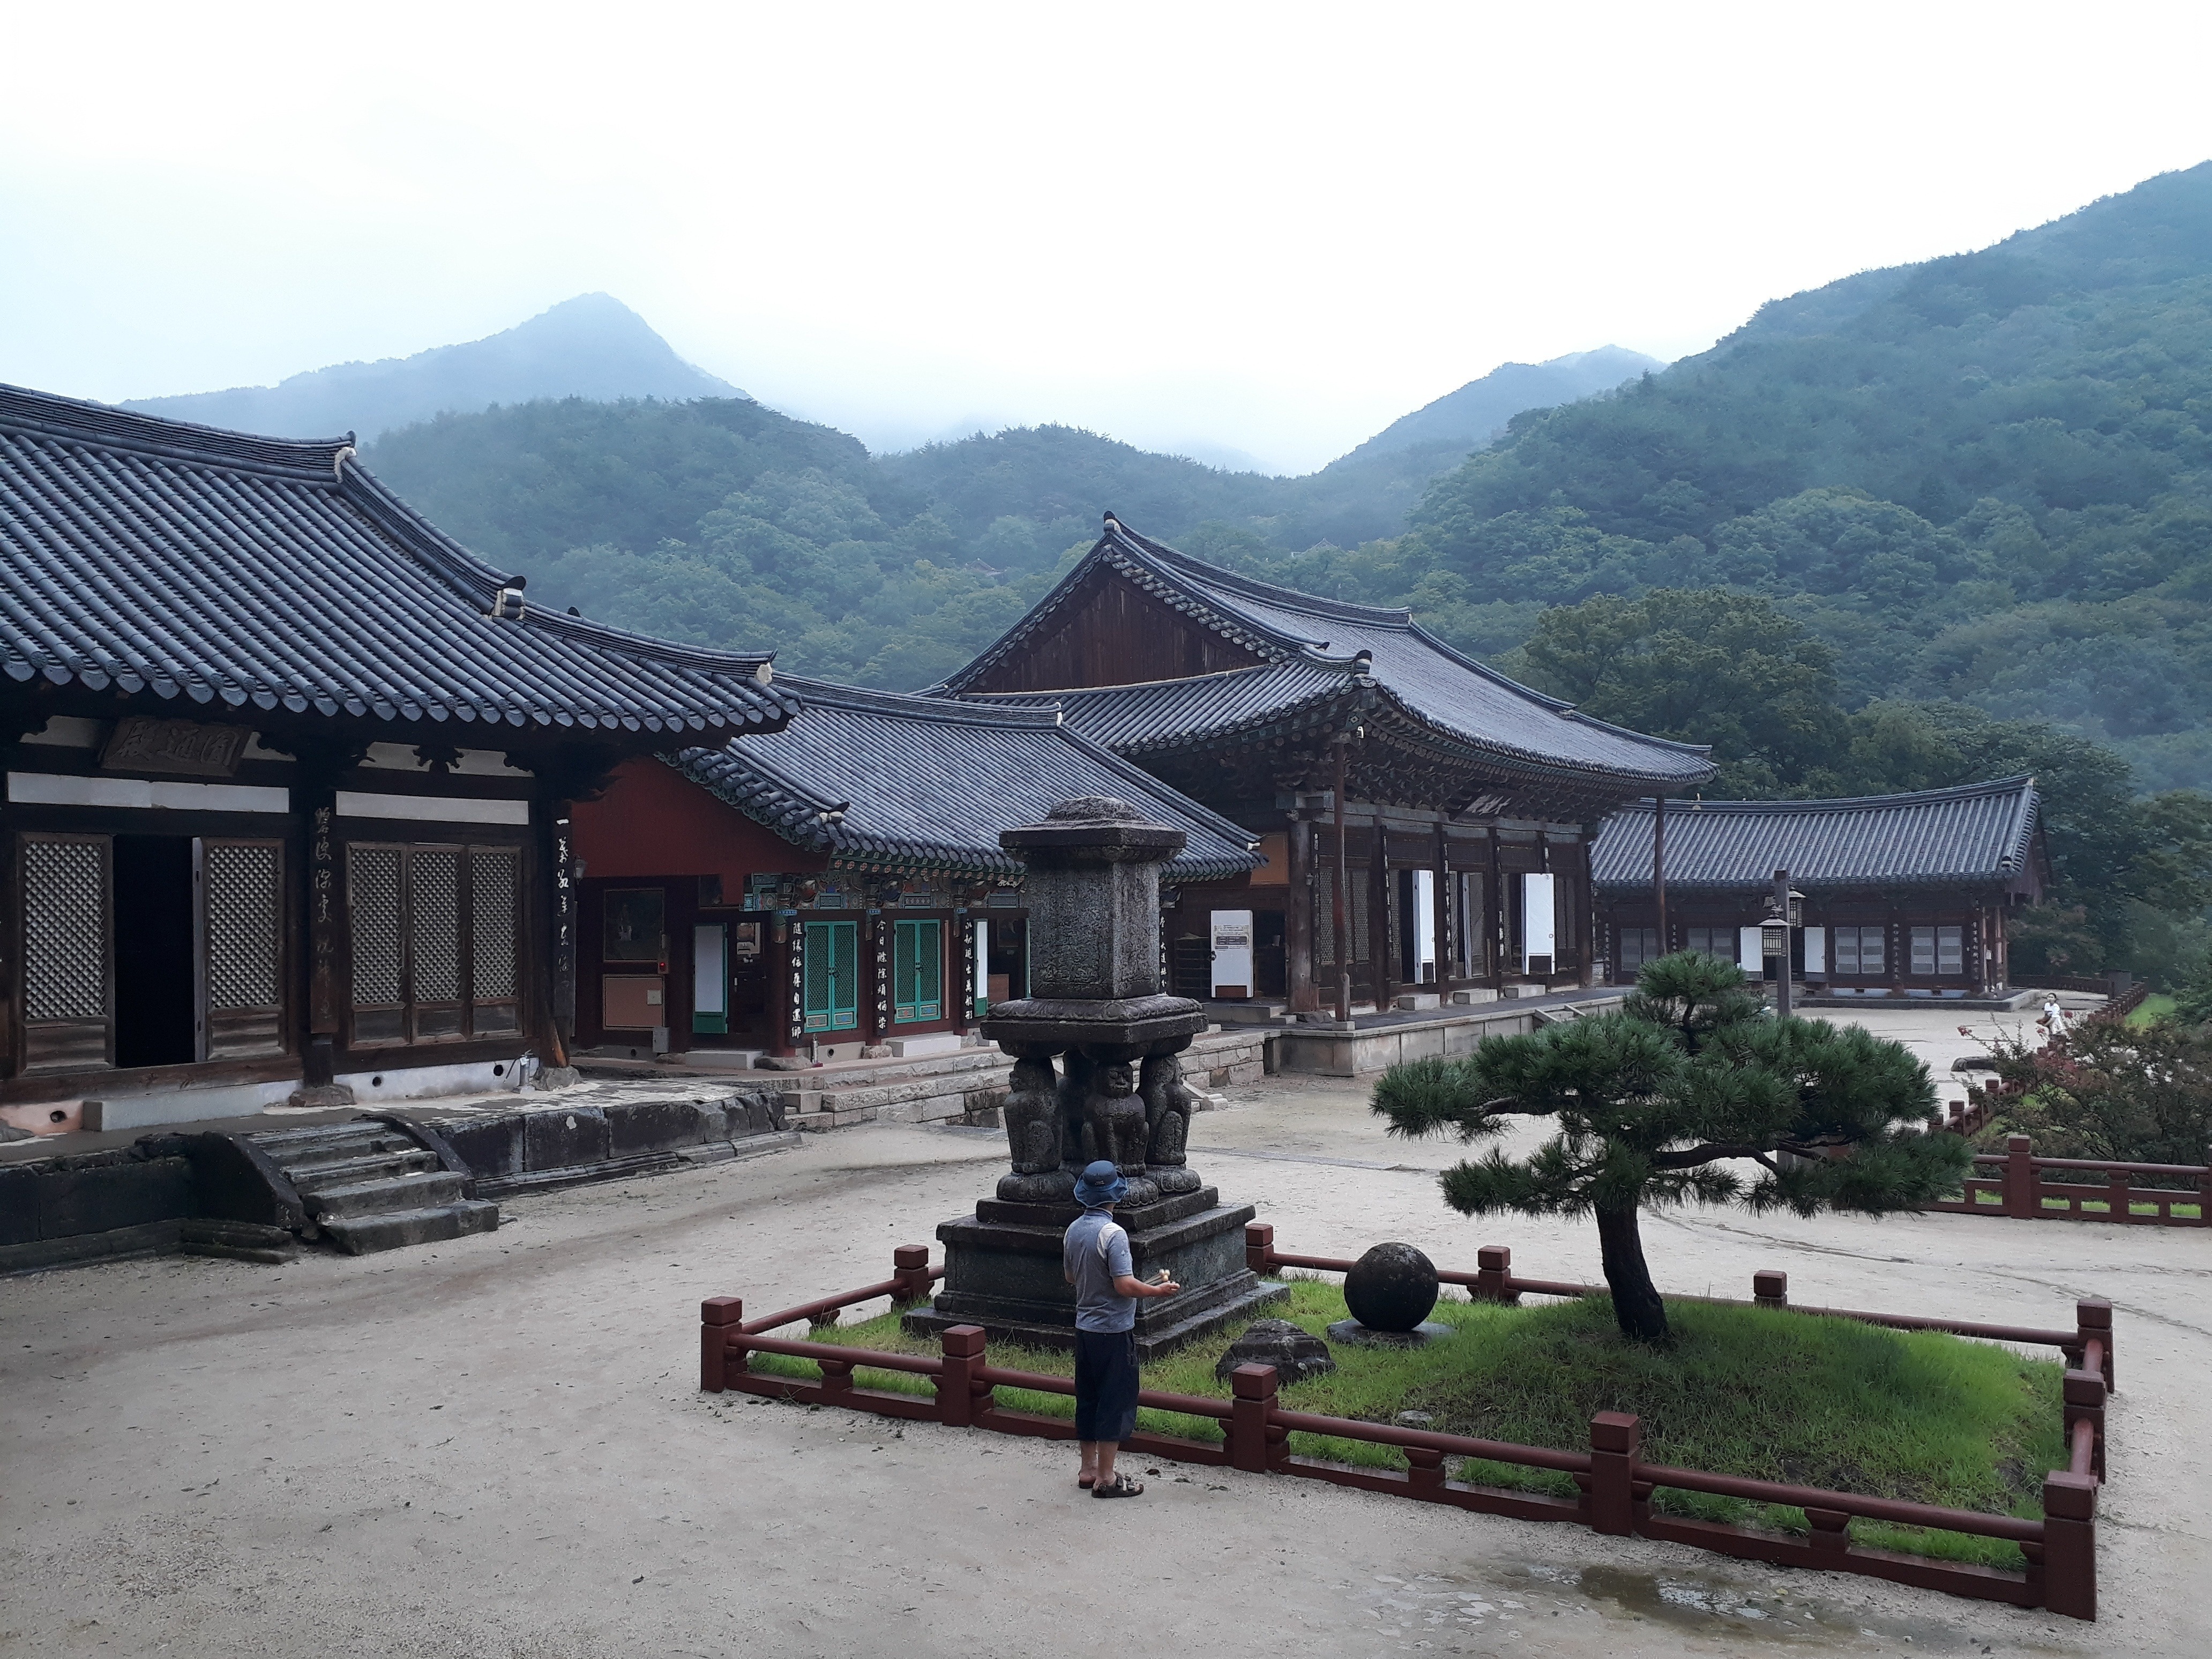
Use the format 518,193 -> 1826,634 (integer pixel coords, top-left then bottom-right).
668,676 -> 1261,881
941,519 -> 1714,789
964,660 -> 1351,754
0,383 -> 794,736
1590,778 -> 2042,892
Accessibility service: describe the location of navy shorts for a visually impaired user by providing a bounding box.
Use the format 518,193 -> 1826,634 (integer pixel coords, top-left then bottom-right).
1073,1327 -> 1139,1443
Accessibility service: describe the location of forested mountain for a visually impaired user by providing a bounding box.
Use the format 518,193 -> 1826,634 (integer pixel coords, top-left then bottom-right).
1399,162 -> 2212,795
125,295 -> 739,442
360,348 -> 1658,687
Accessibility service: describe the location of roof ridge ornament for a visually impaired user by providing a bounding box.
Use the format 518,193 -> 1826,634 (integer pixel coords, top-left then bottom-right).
333,444 -> 356,480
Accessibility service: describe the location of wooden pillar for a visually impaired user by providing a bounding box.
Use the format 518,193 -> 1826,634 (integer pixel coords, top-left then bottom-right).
541,802 -> 577,1067
300,782 -> 340,1083
1286,815 -> 1317,1013
289,742 -> 362,1087
1488,828 -> 1505,992
868,908 -> 889,1042
1332,740 -> 1351,1023
772,911 -> 802,1057
1370,817 -> 1392,1008
1432,823 -> 1451,994
1579,838 -> 1598,988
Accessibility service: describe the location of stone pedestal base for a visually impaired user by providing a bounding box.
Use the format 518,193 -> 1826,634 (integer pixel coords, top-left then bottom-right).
902,1187 -> 1287,1360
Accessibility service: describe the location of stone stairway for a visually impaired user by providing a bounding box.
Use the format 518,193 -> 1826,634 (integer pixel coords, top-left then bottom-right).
247,1121 -> 498,1255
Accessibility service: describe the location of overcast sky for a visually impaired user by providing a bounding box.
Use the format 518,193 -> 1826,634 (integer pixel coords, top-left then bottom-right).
4,3 -> 2209,474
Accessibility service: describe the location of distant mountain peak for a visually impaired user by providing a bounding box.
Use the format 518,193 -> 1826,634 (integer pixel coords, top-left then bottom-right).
121,295 -> 744,442
1328,346 -> 1666,470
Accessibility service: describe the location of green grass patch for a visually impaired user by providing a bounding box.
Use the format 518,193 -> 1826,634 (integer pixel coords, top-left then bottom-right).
747,1276 -> 2064,1569
2127,993 -> 2176,1027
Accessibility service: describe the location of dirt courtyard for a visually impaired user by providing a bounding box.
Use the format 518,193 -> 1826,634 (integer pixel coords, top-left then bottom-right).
3,1070 -> 2204,1659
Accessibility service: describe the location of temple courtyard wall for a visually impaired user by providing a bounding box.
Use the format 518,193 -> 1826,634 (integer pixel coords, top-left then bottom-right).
2,1065 -> 2200,1659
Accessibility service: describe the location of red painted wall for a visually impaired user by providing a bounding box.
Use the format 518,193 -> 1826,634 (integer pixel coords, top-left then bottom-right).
571,757 -> 826,886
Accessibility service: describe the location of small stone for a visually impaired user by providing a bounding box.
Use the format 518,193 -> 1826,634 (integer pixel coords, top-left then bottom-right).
1395,1410 -> 1434,1428
1344,1242 -> 1439,1332
1215,1319 -> 1336,1383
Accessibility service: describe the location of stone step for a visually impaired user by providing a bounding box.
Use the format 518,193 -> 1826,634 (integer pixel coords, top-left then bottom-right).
285,1150 -> 444,1194
303,1170 -> 468,1220
320,1200 -> 500,1256
793,1067 -> 1014,1112
248,1132 -> 393,1159
259,1130 -> 421,1169
179,1217 -> 298,1265
738,1043 -> 1009,1083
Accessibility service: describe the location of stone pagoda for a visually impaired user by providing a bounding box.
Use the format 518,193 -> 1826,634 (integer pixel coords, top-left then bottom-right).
903,796 -> 1284,1358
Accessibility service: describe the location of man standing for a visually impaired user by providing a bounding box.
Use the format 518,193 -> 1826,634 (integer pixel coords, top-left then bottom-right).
1064,1159 -> 1179,1498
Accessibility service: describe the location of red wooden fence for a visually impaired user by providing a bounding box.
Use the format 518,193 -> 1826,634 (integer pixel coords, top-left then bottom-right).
699,1231 -> 2109,1620
1926,1134 -> 2211,1227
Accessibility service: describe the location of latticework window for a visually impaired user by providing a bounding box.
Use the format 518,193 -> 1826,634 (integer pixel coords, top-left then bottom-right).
470,848 -> 518,999
348,840 -> 526,1046
410,849 -> 462,1002
22,838 -> 107,1022
204,843 -> 279,1011
349,846 -> 405,1006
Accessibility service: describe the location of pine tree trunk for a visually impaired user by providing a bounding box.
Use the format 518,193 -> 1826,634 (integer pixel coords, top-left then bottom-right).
1594,1204 -> 1669,1343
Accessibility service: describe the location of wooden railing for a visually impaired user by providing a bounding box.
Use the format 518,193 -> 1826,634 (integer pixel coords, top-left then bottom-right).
1926,1134 -> 2210,1227
699,1230 -> 2110,1620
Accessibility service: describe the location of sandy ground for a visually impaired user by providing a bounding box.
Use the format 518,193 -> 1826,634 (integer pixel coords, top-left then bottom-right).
4,1026 -> 2202,1658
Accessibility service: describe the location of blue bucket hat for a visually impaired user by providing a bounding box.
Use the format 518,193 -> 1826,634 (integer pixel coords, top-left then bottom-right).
1073,1159 -> 1128,1208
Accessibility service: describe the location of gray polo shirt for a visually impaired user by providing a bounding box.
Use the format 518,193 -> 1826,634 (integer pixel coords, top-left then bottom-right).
1063,1208 -> 1136,1333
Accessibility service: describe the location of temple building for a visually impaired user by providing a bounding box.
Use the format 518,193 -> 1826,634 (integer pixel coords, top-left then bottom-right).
565,677 -> 1257,1061
0,384 -> 793,1129
1589,778 -> 2046,998
933,515 -> 1715,1015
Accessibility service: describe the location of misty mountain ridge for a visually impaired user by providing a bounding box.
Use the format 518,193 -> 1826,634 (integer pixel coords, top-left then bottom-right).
1332,345 -> 1664,466
122,294 -> 742,443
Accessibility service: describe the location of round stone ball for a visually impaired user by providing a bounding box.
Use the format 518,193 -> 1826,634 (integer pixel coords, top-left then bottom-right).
1343,1242 -> 1439,1333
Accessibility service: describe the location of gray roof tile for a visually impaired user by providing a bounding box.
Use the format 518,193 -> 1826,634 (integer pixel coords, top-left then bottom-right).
944,520 -> 1714,789
0,383 -> 794,736
670,676 -> 1260,881
1590,778 -> 2041,891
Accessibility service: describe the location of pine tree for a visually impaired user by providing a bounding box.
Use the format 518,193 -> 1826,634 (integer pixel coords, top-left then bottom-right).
1371,952 -> 1969,1342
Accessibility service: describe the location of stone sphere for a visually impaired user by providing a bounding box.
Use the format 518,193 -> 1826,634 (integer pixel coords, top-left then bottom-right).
1343,1242 -> 1439,1333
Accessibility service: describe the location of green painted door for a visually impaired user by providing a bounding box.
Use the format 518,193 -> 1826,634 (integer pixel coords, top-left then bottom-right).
894,919 -> 943,1024
803,921 -> 858,1032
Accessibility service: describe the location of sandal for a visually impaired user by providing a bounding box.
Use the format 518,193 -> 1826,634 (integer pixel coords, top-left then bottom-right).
1078,1474 -> 1096,1489
1092,1474 -> 1145,1499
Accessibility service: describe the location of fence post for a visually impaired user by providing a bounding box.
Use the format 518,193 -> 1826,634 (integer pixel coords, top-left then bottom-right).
1752,1269 -> 1788,1309
937,1325 -> 987,1428
1475,1245 -> 1517,1304
1588,1413 -> 1639,1536
2005,1135 -> 2037,1219
2062,1368 -> 2106,1481
1244,1221 -> 1274,1276
2075,1298 -> 2114,1392
2200,1167 -> 2212,1229
1230,1363 -> 1277,1475
1804,1506 -> 1851,1566
700,1296 -> 743,1392
1405,1444 -> 1446,1497
2040,1470 -> 2098,1621
891,1244 -> 931,1306
2103,1167 -> 2132,1224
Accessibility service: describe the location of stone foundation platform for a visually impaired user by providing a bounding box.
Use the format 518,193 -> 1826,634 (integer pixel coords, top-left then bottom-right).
902,1185 -> 1286,1359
